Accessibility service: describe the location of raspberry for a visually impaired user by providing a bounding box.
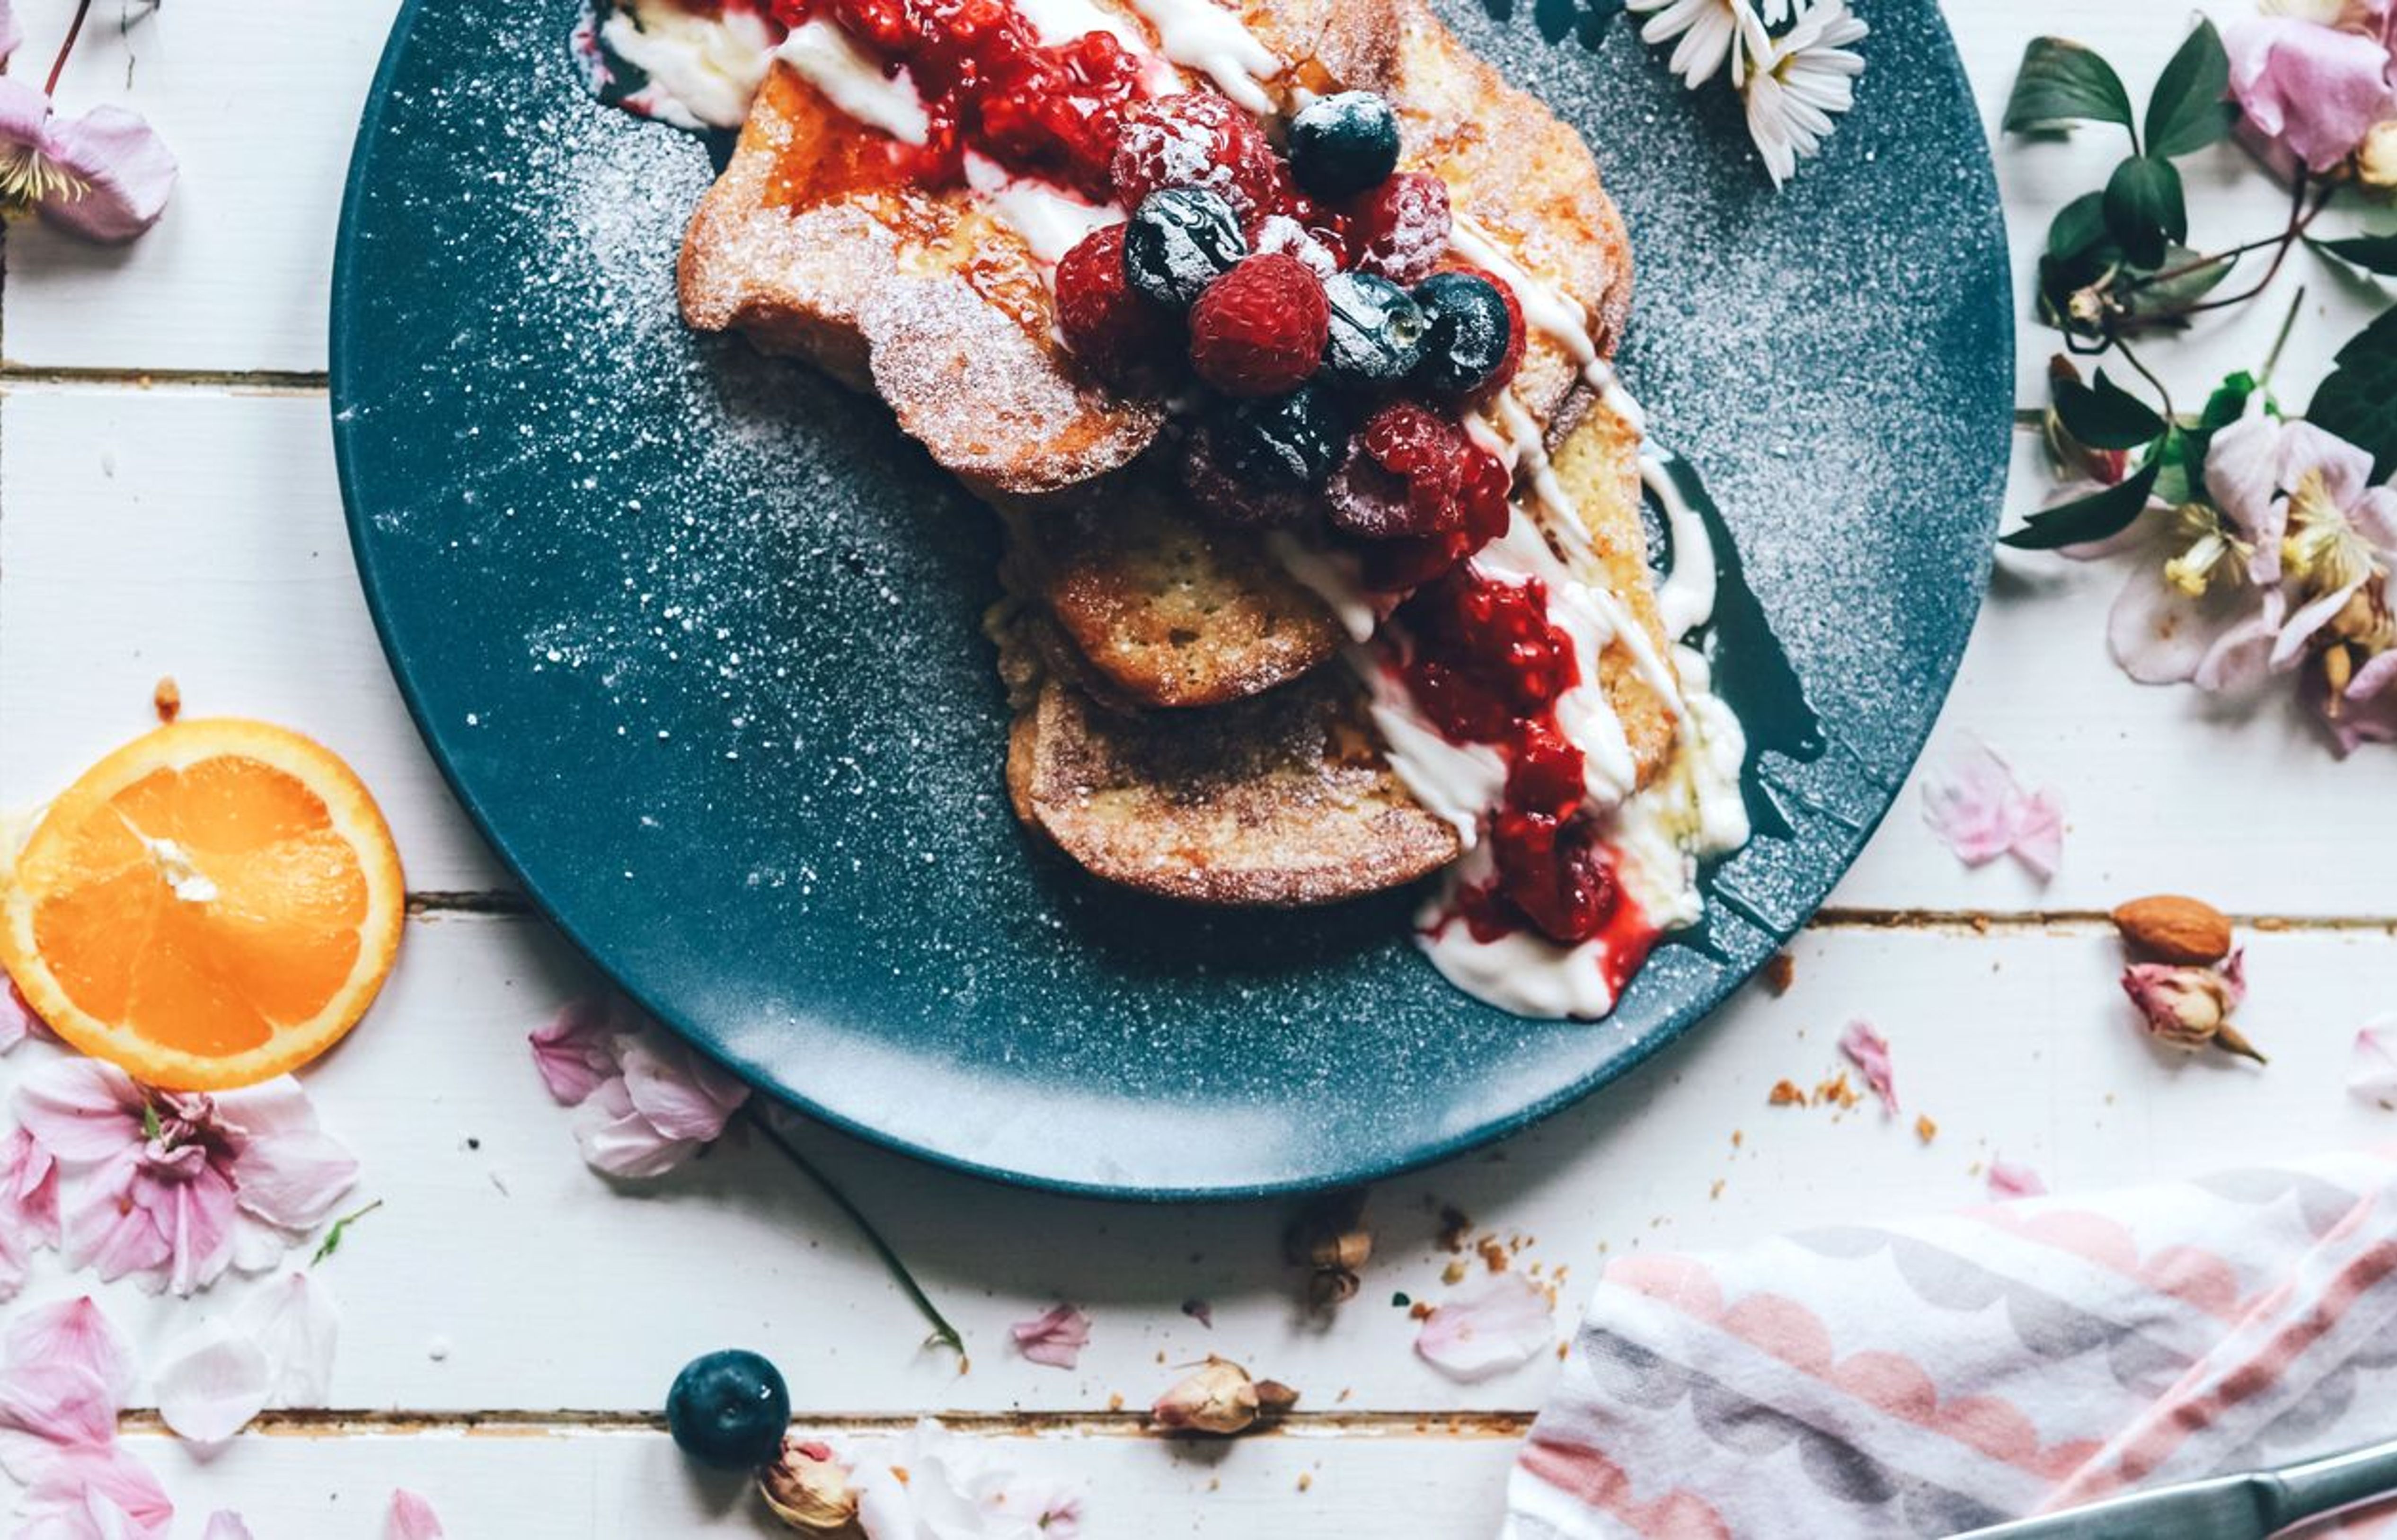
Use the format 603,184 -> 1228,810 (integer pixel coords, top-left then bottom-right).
1325,402 -> 1505,540
1348,172 -> 1451,284
1353,440 -> 1510,591
1490,810 -> 1620,945
1054,223 -> 1176,386
1110,95 -> 1279,220
1187,253 -> 1330,396
1180,418 -> 1317,526
1506,719 -> 1584,818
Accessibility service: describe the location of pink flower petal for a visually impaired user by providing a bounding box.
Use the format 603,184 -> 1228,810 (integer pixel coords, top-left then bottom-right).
203,1514 -> 258,1540
130,1154 -> 242,1297
14,1060 -> 144,1164
0,1365 -> 117,1482
0,973 -> 44,1054
2226,15 -> 2397,172
2203,411 -> 2287,583
616,1032 -> 748,1143
228,1120 -> 360,1234
18,1442 -> 175,1540
2334,648 -> 2397,754
1987,1159 -> 2047,1200
2106,560 -> 2274,688
0,2 -> 20,65
529,997 -> 622,1106
2349,1020 -> 2397,1104
232,1272 -> 340,1407
5,1297 -> 134,1407
570,1077 -> 705,1179
1414,1272 -> 1554,1381
1009,1304 -> 1091,1370
1920,740 -> 2064,878
0,1128 -> 62,1303
35,102 -> 178,243
1837,1020 -> 1898,1115
388,1488 -> 446,1539
154,1321 -> 273,1445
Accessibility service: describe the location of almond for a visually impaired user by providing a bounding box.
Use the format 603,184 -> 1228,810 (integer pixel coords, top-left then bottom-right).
2110,894 -> 2233,965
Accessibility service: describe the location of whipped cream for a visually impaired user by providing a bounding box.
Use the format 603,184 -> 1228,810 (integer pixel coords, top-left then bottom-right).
1118,0 -> 1281,111
778,18 -> 934,143
598,0 -> 781,130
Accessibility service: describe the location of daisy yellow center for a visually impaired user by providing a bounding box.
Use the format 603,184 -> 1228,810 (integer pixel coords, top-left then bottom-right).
0,144 -> 87,209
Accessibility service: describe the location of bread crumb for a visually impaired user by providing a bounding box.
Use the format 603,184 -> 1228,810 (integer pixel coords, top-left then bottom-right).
1408,1301 -> 1433,1321
1478,1237 -> 1508,1273
1441,1259 -> 1466,1285
1708,1178 -> 1725,1200
1436,1205 -> 1472,1251
1768,1079 -> 1805,1106
1297,1473 -> 1313,1492
152,677 -> 181,723
1108,1393 -> 1124,1412
1731,1129 -> 1744,1148
1762,952 -> 1795,995
1914,1114 -> 1938,1144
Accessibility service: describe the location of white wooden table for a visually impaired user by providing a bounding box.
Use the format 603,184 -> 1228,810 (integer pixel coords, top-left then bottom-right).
3,1 -> 2393,1533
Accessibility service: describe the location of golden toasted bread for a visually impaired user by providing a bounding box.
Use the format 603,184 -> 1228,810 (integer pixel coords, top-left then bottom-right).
1006,668 -> 1462,904
1550,392 -> 1676,786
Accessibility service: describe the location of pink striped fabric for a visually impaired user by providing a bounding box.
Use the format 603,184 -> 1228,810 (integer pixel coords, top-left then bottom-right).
1505,1152 -> 2397,1538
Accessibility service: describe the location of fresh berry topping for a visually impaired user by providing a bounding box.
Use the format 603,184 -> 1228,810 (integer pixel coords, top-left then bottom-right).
1123,186 -> 1248,309
1353,438 -> 1512,590
1399,571 -> 1578,740
1412,271 -> 1515,395
1188,253 -> 1331,396
1490,809 -> 1620,945
1054,223 -> 1177,385
1326,401 -> 1501,540
1213,383 -> 1348,488
1288,91 -> 1403,199
1246,213 -> 1341,278
1434,263 -> 1525,394
1347,171 -> 1451,284
1318,271 -> 1426,387
666,1350 -> 791,1470
1110,95 -> 1279,219
1181,417 -> 1318,525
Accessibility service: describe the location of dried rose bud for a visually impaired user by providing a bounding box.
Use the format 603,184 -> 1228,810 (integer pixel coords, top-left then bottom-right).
1285,1189 -> 1372,1312
2122,954 -> 2264,1063
1150,1357 -> 1296,1436
758,1435 -> 859,1532
2042,356 -> 2130,487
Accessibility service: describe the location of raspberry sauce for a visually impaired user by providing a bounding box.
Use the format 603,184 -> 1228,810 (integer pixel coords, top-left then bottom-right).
770,0 -> 1151,201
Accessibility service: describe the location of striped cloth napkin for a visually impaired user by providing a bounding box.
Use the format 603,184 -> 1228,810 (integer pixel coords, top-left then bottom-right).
1504,1151 -> 2397,1539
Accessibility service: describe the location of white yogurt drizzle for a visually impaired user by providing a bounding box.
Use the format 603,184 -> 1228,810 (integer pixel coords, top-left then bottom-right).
1116,0 -> 1282,111
1264,531 -> 1379,644
778,18 -> 934,143
599,1 -> 783,130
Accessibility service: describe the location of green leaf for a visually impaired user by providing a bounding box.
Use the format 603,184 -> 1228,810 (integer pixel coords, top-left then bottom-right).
310,1198 -> 384,1267
2006,38 -> 2137,136
2104,155 -> 2186,271
2153,372 -> 2262,505
2311,232 -> 2397,277
2310,306 -> 2397,481
2047,192 -> 2111,262
2197,370 -> 2259,432
2001,457 -> 2163,549
2144,20 -> 2235,159
2132,244 -> 2238,315
2054,367 -> 2167,450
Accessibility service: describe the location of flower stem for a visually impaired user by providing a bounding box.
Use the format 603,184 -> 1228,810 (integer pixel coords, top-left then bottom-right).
45,0 -> 94,98
741,1105 -> 966,1361
2113,335 -> 2175,424
2258,285 -> 2305,392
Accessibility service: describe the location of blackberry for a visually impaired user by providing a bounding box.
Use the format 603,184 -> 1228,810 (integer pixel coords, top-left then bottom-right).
1319,271 -> 1426,387
1288,91 -> 1402,200
1123,186 -> 1248,309
1215,383 -> 1347,488
1412,271 -> 1514,395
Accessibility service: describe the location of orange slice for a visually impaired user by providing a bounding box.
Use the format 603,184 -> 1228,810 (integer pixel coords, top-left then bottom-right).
0,719 -> 406,1090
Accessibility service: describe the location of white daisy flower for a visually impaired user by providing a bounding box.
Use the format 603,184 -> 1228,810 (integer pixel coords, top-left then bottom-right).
1741,0 -> 1868,187
1627,0 -> 1774,90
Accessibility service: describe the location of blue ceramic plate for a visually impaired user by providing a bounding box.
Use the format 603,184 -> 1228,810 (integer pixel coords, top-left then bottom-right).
332,0 -> 2010,1197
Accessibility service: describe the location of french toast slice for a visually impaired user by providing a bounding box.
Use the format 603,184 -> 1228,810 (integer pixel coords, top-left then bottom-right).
1004,393 -> 1677,905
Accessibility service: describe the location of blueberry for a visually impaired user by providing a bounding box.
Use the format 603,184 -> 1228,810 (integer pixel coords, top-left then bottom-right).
1288,92 -> 1402,200
666,1349 -> 789,1470
1123,187 -> 1248,309
1216,384 -> 1348,488
1319,272 -> 1426,387
1411,272 -> 1512,395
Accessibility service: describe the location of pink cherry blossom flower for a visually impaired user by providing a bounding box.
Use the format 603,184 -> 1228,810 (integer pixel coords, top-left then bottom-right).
2349,1018 -> 2397,1104
0,0 -> 177,246
1838,1020 -> 1898,1115
2226,9 -> 2397,172
1009,1304 -> 1091,1370
14,1060 -> 358,1296
1919,738 -> 2064,879
0,1126 -> 62,1301
1414,1271 -> 1554,1381
1987,1159 -> 2048,1200
529,995 -> 749,1178
388,1490 -> 446,1539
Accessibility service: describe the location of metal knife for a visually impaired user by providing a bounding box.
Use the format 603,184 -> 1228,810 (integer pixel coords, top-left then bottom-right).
1949,1435 -> 2397,1539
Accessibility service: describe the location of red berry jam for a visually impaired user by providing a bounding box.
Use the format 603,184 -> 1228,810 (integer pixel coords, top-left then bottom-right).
770,0 -> 1151,202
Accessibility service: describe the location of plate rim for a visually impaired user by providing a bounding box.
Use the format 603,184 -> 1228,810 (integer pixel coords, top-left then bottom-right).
329,0 -> 2014,1202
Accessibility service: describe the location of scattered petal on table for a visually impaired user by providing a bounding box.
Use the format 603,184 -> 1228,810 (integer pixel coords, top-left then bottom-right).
529,997 -> 622,1106
2349,1021 -> 2397,1105
1920,739 -> 2064,879
1009,1304 -> 1091,1370
4,1296 -> 134,1407
0,1364 -> 117,1481
1415,1272 -> 1554,1381
1988,1159 -> 2047,1200
16,1441 -> 175,1540
388,1488 -> 447,1539
233,1271 -> 340,1407
853,1417 -> 1074,1540
0,1126 -> 61,1301
1839,1021 -> 1898,1115
202,1512 -> 258,1540
155,1321 -> 274,1445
